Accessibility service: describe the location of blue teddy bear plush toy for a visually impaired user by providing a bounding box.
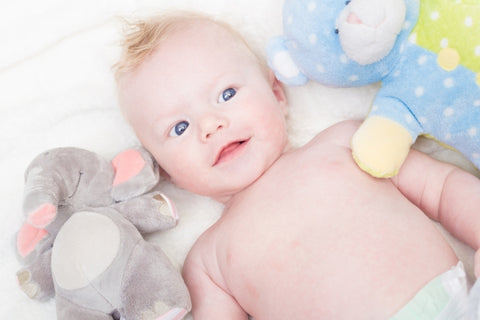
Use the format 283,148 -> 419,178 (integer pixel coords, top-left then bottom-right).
267,0 -> 480,177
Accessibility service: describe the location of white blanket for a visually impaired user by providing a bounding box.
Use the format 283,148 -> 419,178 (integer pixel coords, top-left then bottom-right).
1,1 -> 476,319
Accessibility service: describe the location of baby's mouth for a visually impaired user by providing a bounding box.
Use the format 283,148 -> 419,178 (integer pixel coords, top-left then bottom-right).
214,139 -> 250,166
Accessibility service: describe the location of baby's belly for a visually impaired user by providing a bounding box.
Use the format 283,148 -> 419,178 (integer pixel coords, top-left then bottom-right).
218,157 -> 458,319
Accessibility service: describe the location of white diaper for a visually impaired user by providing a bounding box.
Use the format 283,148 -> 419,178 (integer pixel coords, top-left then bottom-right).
467,276 -> 480,320
390,262 -> 470,320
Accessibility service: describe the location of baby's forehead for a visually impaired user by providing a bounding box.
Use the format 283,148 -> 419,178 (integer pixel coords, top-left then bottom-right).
157,19 -> 261,71
164,19 -> 247,49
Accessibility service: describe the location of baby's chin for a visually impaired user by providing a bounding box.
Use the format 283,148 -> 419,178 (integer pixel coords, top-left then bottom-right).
206,178 -> 261,204
206,185 -> 250,204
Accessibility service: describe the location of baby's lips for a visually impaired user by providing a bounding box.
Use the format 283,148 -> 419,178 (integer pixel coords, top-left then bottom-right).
214,138 -> 250,166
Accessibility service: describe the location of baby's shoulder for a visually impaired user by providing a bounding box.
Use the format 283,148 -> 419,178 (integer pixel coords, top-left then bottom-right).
183,220 -> 233,287
183,226 -> 215,275
184,218 -> 228,266
310,120 -> 361,148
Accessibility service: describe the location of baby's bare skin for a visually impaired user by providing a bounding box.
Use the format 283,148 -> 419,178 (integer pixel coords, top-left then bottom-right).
184,121 -> 458,320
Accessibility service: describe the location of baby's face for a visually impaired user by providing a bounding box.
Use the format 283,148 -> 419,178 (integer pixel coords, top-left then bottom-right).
120,21 -> 288,202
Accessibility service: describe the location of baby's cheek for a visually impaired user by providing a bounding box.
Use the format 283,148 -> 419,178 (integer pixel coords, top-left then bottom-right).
170,168 -> 206,194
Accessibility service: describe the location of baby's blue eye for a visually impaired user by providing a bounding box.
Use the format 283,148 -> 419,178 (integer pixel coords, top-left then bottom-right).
218,88 -> 237,103
169,121 -> 189,137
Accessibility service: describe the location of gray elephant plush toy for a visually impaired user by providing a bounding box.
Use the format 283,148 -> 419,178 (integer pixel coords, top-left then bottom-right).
15,146 -> 191,320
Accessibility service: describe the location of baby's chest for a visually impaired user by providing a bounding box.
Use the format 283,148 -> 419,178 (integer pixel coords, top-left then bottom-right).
219,155 -> 401,272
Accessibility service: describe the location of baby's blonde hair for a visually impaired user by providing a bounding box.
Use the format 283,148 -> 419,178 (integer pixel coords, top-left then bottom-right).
114,11 -> 265,81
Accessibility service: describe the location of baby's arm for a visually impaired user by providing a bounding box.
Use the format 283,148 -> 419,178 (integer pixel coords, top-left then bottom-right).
182,246 -> 249,320
392,149 -> 480,276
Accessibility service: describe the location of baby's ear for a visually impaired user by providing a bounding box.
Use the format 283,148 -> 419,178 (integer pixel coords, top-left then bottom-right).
269,70 -> 288,115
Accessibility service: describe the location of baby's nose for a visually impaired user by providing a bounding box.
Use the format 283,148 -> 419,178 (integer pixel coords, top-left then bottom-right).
200,114 -> 228,141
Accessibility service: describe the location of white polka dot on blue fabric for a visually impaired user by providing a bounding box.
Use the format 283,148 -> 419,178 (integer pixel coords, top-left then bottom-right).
444,107 -> 455,117
308,1 -> 316,12
349,75 -> 359,82
469,127 -> 477,137
405,114 -> 414,124
444,78 -> 455,88
316,64 -> 325,73
415,86 -> 425,97
418,55 -> 428,65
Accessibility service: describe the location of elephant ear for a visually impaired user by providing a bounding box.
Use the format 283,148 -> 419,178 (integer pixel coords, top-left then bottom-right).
111,146 -> 160,202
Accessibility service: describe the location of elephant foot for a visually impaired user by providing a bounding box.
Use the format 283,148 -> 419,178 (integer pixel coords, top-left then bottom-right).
17,269 -> 42,300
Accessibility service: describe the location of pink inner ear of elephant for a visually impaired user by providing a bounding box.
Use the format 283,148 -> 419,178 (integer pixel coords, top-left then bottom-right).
17,223 -> 48,257
27,203 -> 57,227
111,149 -> 146,186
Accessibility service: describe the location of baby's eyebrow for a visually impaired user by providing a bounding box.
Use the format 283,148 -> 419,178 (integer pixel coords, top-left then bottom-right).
151,113 -> 173,135
211,71 -> 238,86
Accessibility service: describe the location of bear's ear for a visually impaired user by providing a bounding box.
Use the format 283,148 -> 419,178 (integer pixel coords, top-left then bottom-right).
266,36 -> 309,86
111,146 -> 160,202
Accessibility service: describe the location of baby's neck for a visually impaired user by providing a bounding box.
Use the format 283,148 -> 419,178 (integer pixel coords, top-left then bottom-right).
214,194 -> 234,205
214,142 -> 294,205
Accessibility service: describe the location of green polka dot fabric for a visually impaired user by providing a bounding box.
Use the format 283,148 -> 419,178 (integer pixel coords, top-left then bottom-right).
412,0 -> 480,73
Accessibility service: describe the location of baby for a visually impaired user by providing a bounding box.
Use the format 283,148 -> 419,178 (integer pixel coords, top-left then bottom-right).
115,12 -> 480,320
